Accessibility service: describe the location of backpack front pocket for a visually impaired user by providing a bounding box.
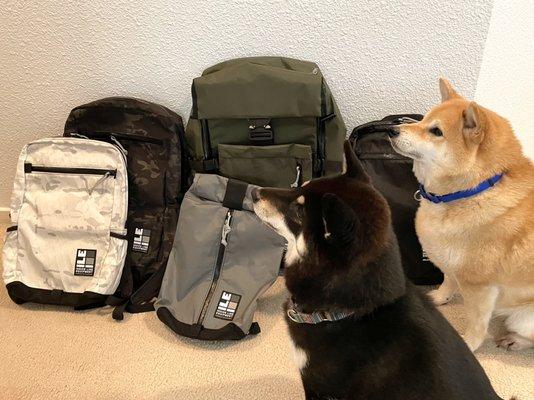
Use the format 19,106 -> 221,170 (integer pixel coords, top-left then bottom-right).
127,208 -> 165,283
218,143 -> 312,188
6,227 -> 127,295
78,133 -> 167,207
12,164 -> 124,294
24,164 -> 116,231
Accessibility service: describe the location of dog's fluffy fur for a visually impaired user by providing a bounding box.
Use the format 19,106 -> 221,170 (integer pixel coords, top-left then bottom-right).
392,79 -> 534,352
253,142 -> 502,400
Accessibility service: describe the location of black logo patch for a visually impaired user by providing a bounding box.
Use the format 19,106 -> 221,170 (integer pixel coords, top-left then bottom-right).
74,249 -> 96,276
132,228 -> 151,253
214,291 -> 241,321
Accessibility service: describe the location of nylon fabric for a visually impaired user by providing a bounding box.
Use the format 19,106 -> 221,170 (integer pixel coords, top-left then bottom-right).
218,143 -> 312,188
64,97 -> 188,312
156,174 -> 285,339
185,56 -> 346,182
350,115 -> 443,285
2,138 -> 128,298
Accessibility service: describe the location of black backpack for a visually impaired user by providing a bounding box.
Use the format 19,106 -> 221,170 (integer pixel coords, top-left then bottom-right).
64,97 -> 190,319
349,114 -> 443,285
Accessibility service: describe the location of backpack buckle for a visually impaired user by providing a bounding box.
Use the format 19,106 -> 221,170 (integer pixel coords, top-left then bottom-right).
248,118 -> 274,145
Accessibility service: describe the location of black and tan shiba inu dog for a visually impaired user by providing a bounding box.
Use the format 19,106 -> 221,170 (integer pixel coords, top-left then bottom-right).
252,142 -> 504,400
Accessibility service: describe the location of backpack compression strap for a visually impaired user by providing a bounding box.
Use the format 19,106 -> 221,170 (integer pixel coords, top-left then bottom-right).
107,266 -> 166,320
223,178 -> 248,210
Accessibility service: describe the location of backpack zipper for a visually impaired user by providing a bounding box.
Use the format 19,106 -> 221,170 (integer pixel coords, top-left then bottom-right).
76,131 -> 164,145
69,133 -> 89,139
357,153 -> 408,160
290,164 -> 302,188
196,210 -> 234,327
315,81 -> 327,176
88,172 -> 113,194
109,136 -> 129,156
24,163 -> 117,177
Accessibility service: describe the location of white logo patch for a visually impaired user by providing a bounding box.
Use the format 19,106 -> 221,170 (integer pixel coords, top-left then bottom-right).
132,227 -> 151,253
74,249 -> 96,276
214,291 -> 241,321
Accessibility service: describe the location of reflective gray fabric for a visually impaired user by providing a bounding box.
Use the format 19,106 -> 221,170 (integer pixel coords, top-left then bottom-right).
156,174 -> 285,337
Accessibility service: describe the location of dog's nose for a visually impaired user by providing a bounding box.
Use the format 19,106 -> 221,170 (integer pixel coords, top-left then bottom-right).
387,126 -> 400,138
251,188 -> 261,202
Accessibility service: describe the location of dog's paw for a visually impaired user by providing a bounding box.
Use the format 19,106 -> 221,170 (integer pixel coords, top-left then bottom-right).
496,333 -> 534,351
463,334 -> 484,352
427,288 -> 453,306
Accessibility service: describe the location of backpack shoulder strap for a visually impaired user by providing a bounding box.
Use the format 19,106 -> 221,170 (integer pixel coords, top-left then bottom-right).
109,265 -> 166,321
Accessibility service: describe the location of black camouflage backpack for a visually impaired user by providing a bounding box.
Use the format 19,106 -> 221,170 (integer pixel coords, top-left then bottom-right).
64,97 -> 189,319
185,57 -> 346,187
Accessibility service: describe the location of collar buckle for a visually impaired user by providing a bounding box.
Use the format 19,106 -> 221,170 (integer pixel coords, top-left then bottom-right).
287,298 -> 354,324
287,308 -> 302,323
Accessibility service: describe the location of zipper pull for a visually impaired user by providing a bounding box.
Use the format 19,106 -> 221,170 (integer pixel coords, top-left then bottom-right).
68,133 -> 89,139
110,135 -> 128,156
221,211 -> 233,246
290,164 -> 302,188
88,172 -> 111,195
397,116 -> 419,124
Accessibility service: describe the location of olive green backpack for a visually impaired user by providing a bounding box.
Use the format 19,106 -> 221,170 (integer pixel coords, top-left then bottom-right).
185,57 -> 346,187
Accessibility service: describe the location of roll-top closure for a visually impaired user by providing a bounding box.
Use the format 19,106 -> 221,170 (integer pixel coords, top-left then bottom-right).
189,174 -> 256,212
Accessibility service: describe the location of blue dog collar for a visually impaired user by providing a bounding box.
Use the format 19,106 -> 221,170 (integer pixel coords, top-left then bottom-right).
415,173 -> 504,204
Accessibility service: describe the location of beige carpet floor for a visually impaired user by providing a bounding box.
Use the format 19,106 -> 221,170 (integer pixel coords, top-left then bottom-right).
0,221 -> 532,400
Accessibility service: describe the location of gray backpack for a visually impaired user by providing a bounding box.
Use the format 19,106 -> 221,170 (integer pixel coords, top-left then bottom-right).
155,174 -> 285,340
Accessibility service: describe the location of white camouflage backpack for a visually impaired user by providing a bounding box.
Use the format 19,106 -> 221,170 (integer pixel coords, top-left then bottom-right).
2,137 -> 129,308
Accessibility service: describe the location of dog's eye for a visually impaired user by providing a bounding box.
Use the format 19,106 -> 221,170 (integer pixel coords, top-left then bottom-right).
429,127 -> 443,137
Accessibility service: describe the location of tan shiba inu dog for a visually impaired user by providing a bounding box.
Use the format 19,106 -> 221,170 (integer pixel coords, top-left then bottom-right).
390,78 -> 534,352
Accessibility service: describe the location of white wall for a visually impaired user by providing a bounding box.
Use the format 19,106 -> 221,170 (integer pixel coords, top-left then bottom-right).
0,0 -> 493,207
475,0 -> 534,159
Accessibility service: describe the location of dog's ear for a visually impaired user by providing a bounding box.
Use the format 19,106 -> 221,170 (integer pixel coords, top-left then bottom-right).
343,141 -> 369,182
322,193 -> 358,245
439,78 -> 461,102
462,102 -> 486,144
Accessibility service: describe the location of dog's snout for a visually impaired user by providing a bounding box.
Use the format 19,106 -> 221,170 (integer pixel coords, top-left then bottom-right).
387,126 -> 400,138
251,188 -> 261,202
